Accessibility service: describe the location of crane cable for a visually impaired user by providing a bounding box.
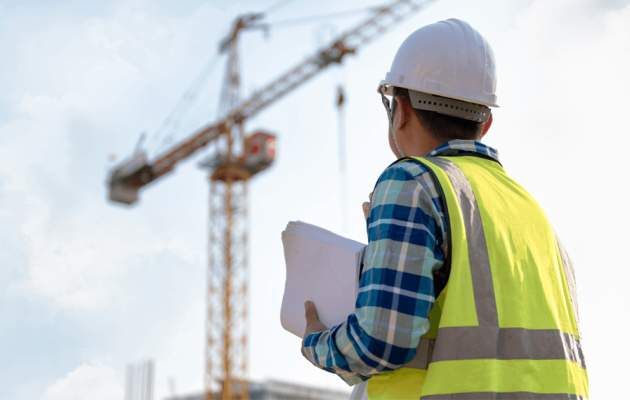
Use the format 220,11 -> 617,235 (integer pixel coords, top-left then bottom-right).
264,0 -> 299,14
144,3 -> 370,158
144,0 -> 300,158
267,7 -> 373,28
336,85 -> 349,235
146,52 -> 221,158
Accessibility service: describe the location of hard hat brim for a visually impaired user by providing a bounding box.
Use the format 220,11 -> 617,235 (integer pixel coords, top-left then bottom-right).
378,81 -> 499,108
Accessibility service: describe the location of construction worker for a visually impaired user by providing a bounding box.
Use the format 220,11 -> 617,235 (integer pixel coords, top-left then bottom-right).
301,18 -> 589,399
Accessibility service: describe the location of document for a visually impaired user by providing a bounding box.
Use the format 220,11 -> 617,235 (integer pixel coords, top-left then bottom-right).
280,221 -> 367,338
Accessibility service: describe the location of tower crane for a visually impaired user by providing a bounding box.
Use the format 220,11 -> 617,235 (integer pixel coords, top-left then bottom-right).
106,1 -> 435,399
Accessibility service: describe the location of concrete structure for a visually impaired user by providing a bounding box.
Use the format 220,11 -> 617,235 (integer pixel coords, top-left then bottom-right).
167,379 -> 351,400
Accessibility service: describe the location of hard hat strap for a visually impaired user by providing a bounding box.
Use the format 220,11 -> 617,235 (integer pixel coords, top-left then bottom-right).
379,85 -> 407,159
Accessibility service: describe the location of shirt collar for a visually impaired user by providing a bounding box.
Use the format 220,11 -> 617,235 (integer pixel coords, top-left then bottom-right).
427,140 -> 500,162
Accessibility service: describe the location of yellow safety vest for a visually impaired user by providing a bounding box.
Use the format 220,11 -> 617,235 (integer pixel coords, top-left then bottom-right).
365,155 -> 588,399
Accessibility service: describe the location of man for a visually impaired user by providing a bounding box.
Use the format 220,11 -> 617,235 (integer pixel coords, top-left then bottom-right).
301,18 -> 588,399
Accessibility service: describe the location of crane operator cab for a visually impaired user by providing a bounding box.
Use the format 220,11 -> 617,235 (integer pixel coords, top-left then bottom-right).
200,130 -> 277,182
243,131 -> 276,175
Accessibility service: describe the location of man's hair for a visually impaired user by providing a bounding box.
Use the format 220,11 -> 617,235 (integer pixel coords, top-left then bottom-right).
393,87 -> 484,141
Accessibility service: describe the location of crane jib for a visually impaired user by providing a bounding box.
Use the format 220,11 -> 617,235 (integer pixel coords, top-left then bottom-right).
107,0 -> 435,205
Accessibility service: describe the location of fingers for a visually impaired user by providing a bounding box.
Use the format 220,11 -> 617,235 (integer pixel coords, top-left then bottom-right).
304,301 -> 319,322
302,302 -> 326,364
304,301 -> 327,339
362,202 -> 370,220
363,192 -> 374,221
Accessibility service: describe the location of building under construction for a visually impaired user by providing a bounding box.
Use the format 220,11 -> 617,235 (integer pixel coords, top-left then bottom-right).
168,379 -> 350,400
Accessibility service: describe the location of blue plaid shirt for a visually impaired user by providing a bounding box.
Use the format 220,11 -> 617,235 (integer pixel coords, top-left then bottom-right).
302,140 -> 501,385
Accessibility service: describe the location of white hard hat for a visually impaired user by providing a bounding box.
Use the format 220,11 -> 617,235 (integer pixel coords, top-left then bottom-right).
378,18 -> 498,120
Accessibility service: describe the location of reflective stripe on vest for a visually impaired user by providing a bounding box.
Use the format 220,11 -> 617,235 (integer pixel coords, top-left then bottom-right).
366,155 -> 588,400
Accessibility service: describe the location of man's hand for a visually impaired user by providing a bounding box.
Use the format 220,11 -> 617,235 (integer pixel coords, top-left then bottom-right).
301,301 -> 327,362
362,192 -> 374,221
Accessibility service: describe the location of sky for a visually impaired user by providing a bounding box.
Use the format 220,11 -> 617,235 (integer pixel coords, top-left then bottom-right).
0,0 -> 629,398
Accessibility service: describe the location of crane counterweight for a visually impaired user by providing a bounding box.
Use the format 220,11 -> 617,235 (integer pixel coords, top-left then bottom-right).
108,152 -> 153,205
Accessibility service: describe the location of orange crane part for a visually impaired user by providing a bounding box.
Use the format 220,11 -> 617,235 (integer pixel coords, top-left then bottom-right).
107,0 -> 434,204
106,1 -> 436,399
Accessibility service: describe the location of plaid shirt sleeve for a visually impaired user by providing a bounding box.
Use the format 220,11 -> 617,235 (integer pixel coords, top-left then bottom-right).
302,160 -> 447,385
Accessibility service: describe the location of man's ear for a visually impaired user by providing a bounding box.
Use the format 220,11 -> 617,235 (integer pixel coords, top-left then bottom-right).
481,113 -> 493,138
394,95 -> 413,131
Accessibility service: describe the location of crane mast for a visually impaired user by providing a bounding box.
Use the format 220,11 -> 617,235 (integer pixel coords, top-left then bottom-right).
106,1 -> 435,399
202,12 -> 266,400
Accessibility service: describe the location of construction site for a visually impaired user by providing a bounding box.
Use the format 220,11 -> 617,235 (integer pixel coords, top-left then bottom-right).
109,1 -> 437,399
3,0 -> 624,399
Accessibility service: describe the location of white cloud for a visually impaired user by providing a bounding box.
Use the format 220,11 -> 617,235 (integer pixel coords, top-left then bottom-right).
40,359 -> 123,400
496,0 -> 630,118
0,90 -> 166,309
10,205 -> 165,309
0,3 -> 218,310
488,3 -> 630,397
